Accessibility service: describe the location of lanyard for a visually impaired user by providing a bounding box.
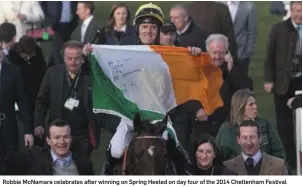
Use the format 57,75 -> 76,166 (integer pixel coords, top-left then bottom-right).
66,70 -> 80,98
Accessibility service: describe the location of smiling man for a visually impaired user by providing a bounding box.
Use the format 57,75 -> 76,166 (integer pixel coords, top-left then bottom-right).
223,120 -> 288,175
3,119 -> 93,175
133,3 -> 164,45
44,119 -> 93,175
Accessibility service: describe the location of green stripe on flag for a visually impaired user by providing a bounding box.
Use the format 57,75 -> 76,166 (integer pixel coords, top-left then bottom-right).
90,54 -> 164,122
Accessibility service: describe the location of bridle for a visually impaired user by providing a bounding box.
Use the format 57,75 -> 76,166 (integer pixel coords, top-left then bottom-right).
122,135 -> 166,175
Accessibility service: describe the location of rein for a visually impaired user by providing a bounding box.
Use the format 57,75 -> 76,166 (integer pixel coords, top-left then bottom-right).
122,135 -> 164,175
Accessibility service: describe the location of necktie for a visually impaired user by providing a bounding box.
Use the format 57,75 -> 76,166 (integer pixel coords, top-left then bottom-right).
56,159 -> 68,168
298,25 -> 302,40
246,157 -> 254,167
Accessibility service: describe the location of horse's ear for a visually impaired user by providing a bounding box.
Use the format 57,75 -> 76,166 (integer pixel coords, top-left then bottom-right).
133,113 -> 142,133
163,114 -> 168,124
157,114 -> 169,134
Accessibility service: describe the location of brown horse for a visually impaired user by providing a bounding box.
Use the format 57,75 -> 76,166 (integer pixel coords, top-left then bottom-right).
122,114 -> 177,175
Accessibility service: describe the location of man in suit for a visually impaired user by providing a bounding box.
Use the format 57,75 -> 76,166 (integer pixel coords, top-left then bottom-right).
76,1 -> 99,44
40,1 -> 79,67
223,1 -> 257,75
34,40 -> 99,158
0,45 -> 33,152
0,23 -> 16,59
170,4 -> 209,51
224,120 -> 288,175
204,34 -> 253,135
5,119 -> 94,175
264,1 -> 302,170
188,1 -> 238,61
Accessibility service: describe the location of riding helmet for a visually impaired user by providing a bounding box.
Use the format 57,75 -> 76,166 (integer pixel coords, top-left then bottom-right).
134,3 -> 164,28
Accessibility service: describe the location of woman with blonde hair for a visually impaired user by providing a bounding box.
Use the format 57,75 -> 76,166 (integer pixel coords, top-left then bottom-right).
216,89 -> 287,162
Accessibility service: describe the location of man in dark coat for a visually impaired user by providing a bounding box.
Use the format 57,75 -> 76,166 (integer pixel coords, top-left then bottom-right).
0,43 -> 33,152
188,1 -> 238,61
170,4 -> 209,51
263,1 -> 302,169
34,40 -> 100,158
76,1 -> 99,44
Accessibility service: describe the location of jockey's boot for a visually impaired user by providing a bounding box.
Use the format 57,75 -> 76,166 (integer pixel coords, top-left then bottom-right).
101,146 -> 122,175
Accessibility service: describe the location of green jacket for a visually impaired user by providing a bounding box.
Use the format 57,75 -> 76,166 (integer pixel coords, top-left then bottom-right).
216,117 -> 286,162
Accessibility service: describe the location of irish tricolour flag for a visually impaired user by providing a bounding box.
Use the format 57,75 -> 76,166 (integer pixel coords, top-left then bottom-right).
90,45 -> 223,124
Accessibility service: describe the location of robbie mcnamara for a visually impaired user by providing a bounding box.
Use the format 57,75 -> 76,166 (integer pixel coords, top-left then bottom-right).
230,179 -> 287,185
3,179 -> 83,185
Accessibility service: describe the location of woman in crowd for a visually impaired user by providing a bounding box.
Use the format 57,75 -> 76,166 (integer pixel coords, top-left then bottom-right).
188,134 -> 236,175
216,89 -> 287,162
8,35 -> 47,122
95,3 -> 136,45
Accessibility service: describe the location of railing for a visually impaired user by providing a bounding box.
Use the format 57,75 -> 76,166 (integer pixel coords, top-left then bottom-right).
295,90 -> 302,175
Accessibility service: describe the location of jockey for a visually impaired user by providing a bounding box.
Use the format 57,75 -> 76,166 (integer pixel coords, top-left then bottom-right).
101,3 -> 172,174
133,2 -> 164,45
83,3 -> 200,175
109,3 -> 166,161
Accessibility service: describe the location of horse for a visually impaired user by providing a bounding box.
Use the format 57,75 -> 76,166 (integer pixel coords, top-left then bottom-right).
122,113 -> 178,175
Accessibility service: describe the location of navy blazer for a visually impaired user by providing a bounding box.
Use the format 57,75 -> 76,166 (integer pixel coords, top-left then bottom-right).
97,25 -> 137,45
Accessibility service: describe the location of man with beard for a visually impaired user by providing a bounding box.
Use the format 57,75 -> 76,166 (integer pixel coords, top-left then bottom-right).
224,120 -> 288,175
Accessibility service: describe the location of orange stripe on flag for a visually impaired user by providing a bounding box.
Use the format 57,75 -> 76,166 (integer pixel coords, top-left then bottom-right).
150,45 -> 223,114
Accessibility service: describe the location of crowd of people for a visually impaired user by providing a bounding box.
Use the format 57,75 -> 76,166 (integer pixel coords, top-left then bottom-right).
0,1 -> 301,176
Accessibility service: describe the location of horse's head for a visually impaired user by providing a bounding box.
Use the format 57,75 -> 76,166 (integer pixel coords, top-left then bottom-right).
123,113 -> 170,175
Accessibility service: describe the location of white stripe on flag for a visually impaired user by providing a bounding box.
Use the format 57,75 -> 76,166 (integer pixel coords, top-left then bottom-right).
91,45 -> 177,115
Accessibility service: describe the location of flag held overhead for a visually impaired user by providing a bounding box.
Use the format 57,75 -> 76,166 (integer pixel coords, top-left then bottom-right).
90,45 -> 223,122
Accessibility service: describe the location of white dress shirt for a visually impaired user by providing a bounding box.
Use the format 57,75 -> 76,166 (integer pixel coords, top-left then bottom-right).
114,24 -> 127,32
3,48 -> 9,56
60,1 -> 71,23
81,15 -> 94,42
176,21 -> 191,35
227,1 -> 240,23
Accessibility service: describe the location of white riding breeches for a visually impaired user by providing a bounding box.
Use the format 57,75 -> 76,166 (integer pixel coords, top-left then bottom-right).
109,116 -> 179,159
110,118 -> 134,159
